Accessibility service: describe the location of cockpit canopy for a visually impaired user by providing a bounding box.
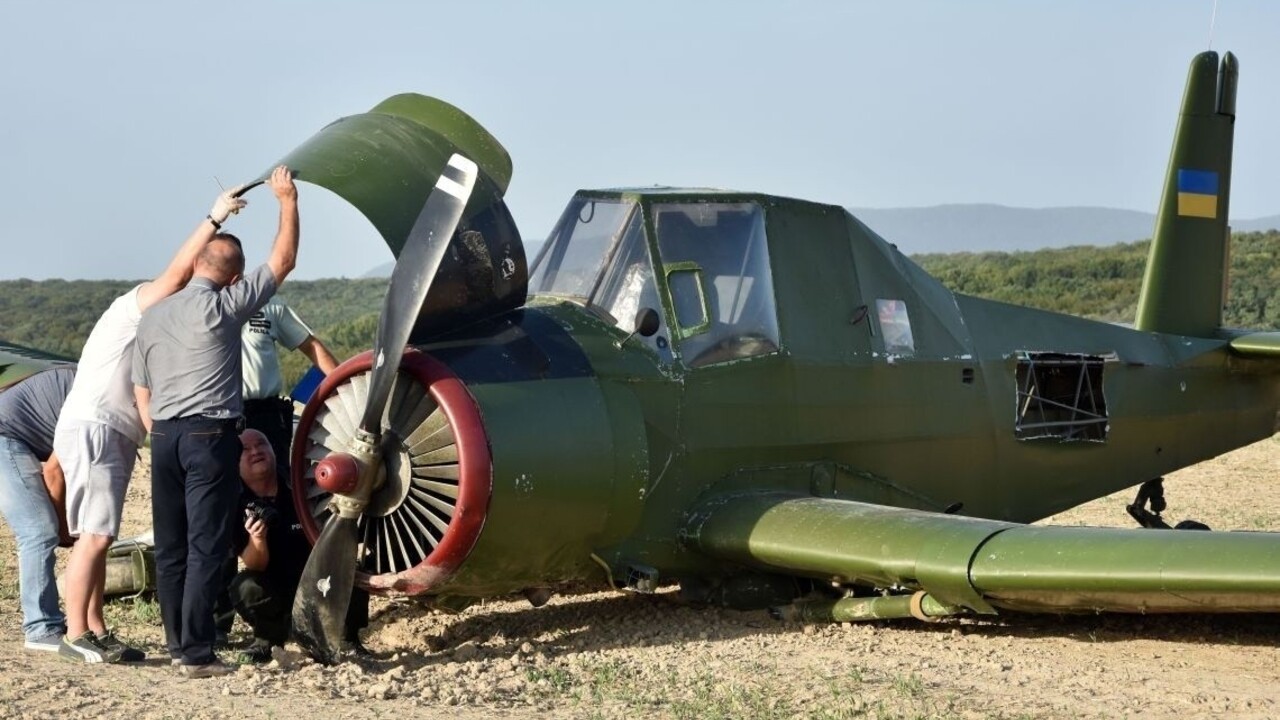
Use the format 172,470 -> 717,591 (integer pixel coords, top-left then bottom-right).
529,191 -> 781,368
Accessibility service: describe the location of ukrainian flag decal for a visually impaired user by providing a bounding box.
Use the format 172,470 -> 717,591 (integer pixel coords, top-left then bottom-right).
1177,168 -> 1218,219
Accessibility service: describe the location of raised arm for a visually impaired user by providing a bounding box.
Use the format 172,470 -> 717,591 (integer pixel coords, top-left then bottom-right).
137,187 -> 247,311
266,166 -> 299,287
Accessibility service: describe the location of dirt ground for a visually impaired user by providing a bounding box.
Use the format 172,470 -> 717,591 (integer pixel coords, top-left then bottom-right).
3,438 -> 1280,720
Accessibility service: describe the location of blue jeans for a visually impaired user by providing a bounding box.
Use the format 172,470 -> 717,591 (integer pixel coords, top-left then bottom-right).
0,435 -> 66,640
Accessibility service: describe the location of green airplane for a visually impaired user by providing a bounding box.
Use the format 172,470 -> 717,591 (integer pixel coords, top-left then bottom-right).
257,50 -> 1280,663
0,340 -> 74,391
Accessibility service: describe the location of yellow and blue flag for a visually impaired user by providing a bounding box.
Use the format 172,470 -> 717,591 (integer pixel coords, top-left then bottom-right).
1176,169 -> 1218,219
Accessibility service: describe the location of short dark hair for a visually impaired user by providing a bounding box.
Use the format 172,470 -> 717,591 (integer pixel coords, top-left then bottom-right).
200,235 -> 246,282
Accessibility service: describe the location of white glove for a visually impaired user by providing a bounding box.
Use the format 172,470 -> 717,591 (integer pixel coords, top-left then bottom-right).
209,187 -> 247,225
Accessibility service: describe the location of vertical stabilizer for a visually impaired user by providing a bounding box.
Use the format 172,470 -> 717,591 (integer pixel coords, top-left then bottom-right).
1135,51 -> 1237,336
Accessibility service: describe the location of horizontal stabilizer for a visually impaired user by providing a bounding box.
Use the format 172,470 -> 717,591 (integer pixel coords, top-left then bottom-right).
685,493 -> 1280,614
1228,332 -> 1280,357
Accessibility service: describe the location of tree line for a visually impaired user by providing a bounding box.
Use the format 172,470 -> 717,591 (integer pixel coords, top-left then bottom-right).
913,230 -> 1280,328
3,229 -> 1278,388
0,278 -> 388,390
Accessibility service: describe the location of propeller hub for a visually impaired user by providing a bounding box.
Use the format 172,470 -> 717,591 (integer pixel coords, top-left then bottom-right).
315,452 -> 360,495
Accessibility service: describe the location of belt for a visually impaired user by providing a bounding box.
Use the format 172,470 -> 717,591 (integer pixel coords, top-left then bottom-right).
154,415 -> 245,432
244,397 -> 293,409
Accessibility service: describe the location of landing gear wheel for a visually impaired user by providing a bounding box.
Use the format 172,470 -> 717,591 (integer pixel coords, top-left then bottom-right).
291,349 -> 492,594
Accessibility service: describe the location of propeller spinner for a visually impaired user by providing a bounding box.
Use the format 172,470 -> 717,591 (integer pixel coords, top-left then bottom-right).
291,153 -> 479,663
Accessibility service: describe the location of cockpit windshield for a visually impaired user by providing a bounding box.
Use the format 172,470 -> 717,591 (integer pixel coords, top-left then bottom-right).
530,194 -> 780,367
529,198 -> 637,300
529,197 -> 671,358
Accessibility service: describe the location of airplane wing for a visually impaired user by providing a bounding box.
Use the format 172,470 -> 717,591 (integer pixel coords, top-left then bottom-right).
1229,331 -> 1280,358
0,339 -> 74,391
684,492 -> 1280,617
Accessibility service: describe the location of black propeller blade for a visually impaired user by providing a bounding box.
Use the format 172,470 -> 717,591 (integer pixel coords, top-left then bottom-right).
290,515 -> 359,664
290,153 -> 479,663
360,154 -> 478,434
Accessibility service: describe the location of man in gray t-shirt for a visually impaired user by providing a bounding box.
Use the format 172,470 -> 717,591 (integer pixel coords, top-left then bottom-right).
132,165 -> 302,677
0,365 -> 74,651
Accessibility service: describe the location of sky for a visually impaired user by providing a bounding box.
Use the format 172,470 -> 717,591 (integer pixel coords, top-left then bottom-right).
2,1 -> 1278,281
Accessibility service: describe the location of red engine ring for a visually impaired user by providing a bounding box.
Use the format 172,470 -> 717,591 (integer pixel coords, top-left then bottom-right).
291,348 -> 492,595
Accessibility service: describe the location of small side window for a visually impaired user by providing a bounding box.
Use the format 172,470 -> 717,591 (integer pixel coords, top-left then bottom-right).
665,263 -> 710,335
875,299 -> 915,355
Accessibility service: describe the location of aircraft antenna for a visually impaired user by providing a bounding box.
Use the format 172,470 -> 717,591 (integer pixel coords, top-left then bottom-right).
1207,0 -> 1220,50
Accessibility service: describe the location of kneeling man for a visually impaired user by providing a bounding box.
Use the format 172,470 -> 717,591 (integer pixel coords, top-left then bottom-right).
231,429 -> 366,661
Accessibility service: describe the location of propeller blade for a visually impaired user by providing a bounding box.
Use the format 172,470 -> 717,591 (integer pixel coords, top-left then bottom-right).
359,153 -> 478,435
292,154 -> 479,664
290,514 -> 360,664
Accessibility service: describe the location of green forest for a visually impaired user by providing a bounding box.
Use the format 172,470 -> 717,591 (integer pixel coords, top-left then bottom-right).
4,230 -> 1279,389
911,229 -> 1280,327
0,277 -> 389,388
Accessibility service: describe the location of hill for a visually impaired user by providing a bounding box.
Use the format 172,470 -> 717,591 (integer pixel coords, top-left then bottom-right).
362,205 -> 1280,277
5,230 -> 1279,389
363,239 -> 544,278
852,204 -> 1280,255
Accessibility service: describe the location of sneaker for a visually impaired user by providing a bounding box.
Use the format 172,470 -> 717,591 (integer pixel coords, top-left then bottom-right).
237,639 -> 274,665
23,630 -> 64,653
179,660 -> 236,679
58,631 -> 117,663
98,630 -> 145,662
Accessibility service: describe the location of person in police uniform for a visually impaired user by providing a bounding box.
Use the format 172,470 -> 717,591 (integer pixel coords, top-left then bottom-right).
241,296 -> 337,475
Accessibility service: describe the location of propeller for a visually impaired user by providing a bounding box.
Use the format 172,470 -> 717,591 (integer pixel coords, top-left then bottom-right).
290,153 -> 479,663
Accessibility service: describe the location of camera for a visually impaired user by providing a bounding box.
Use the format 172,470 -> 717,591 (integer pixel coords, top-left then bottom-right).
244,499 -> 281,528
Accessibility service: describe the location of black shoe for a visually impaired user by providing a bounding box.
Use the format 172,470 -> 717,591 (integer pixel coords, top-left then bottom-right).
237,639 -> 274,664
179,660 -> 236,679
345,636 -> 372,657
98,630 -> 145,662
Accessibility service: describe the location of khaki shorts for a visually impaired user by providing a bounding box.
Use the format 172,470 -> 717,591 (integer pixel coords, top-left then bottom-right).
53,421 -> 137,538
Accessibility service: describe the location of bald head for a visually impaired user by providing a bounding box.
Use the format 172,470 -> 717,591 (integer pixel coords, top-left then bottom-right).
196,233 -> 246,286
239,429 -> 276,486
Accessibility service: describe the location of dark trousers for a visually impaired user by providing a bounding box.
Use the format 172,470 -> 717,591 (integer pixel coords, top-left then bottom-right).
213,555 -> 237,636
230,569 -> 369,646
243,398 -> 294,479
150,417 -> 241,666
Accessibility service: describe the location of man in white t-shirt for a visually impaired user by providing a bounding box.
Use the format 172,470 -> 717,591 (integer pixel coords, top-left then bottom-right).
52,186 -> 248,664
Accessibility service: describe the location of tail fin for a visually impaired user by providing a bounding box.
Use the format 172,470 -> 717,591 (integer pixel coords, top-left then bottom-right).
1134,51 -> 1237,336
